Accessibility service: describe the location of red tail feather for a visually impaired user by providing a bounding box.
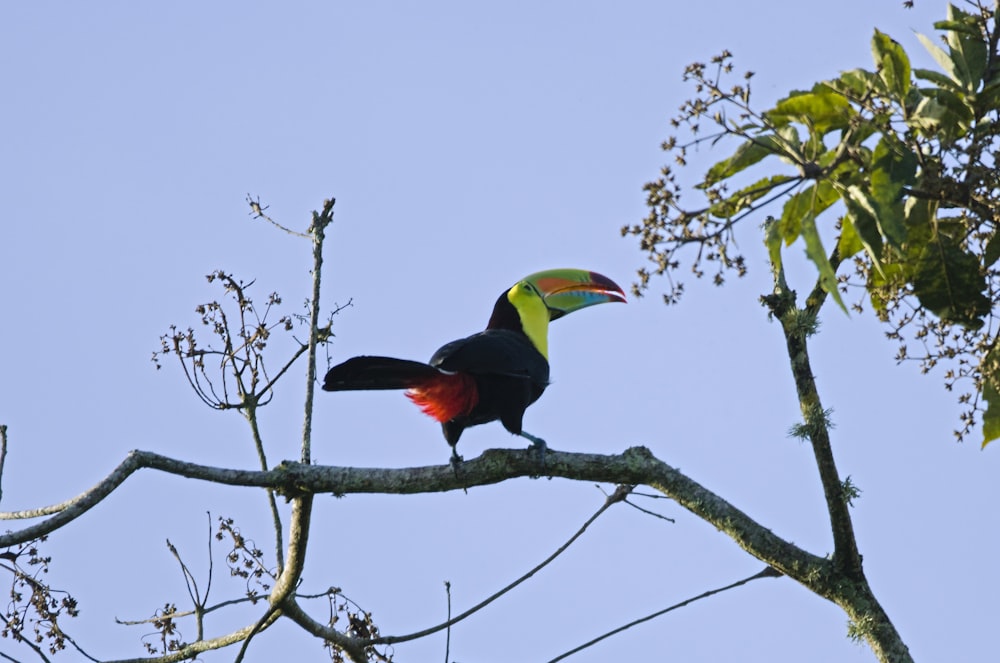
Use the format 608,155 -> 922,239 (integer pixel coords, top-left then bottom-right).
406,374 -> 478,423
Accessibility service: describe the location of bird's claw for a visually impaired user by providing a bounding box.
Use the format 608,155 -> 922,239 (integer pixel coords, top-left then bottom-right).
449,448 -> 470,493
519,431 -> 548,475
450,448 -> 464,476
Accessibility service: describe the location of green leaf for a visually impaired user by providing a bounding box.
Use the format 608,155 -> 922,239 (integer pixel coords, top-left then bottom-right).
935,17 -> 983,37
909,88 -> 974,139
942,4 -> 987,92
843,183 -> 905,253
829,68 -> 883,98
837,215 -> 864,260
778,188 -> 809,243
702,134 -> 783,187
985,232 -> 1000,268
911,233 -> 990,328
767,91 -> 854,134
916,32 -> 963,87
871,137 -> 917,200
777,182 -> 837,245
801,210 -> 848,314
776,123 -> 800,143
777,180 -> 849,313
844,121 -> 879,150
982,347 -> 1000,448
869,137 -> 916,247
841,188 -> 885,269
765,216 -> 783,272
913,67 -> 964,93
844,185 -> 879,221
812,179 -> 839,214
708,174 -> 794,218
918,6 -> 988,94
903,197 -> 937,250
982,380 -> 1000,449
872,29 -> 911,100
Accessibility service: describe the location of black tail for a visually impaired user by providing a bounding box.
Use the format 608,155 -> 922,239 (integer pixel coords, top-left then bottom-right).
322,356 -> 442,391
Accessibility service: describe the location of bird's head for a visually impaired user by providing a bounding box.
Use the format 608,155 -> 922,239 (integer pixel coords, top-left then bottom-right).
487,268 -> 626,358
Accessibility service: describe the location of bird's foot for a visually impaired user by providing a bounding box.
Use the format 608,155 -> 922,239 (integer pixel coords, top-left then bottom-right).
449,447 -> 466,484
519,431 -> 548,475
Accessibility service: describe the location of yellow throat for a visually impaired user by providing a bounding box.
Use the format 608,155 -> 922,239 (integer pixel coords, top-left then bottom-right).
507,281 -> 549,359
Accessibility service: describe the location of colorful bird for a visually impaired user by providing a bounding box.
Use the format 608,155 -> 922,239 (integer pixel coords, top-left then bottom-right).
322,268 -> 626,463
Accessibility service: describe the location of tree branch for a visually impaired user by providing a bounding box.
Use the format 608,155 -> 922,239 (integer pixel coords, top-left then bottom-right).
300,197 -> 334,465
370,484 -> 632,646
547,566 -> 780,663
102,614 -> 280,663
280,598 -> 370,662
0,433 -> 912,659
0,447 -> 828,583
245,409 -> 285,574
0,424 -> 7,506
260,198 -> 333,657
0,439 -> 915,661
762,267 -> 862,576
762,269 -> 913,663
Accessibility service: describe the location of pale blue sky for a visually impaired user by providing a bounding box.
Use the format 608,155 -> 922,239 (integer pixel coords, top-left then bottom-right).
1,2 -> 994,661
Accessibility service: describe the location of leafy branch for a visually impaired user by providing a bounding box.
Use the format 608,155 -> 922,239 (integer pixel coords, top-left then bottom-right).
625,1 -> 1000,446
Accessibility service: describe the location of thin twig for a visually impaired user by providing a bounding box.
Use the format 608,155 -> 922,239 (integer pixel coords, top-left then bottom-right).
267,199 -> 334,634
546,567 -> 781,662
301,197 -> 335,464
0,424 -> 7,506
0,612 -> 52,662
246,409 -> 285,572
60,630 -> 102,662
372,485 -> 633,646
623,498 -> 676,523
202,512 -> 214,628
166,539 -> 201,623
247,195 -> 310,238
166,536 -> 211,641
233,607 -> 281,663
259,343 -> 310,398
599,484 -> 676,523
115,589 -> 337,626
444,581 -> 452,663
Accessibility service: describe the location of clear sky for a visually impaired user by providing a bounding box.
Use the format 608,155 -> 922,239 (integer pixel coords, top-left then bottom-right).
1,2 -> 994,661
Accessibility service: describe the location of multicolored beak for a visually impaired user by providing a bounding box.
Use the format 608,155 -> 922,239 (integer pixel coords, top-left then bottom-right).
522,268 -> 627,321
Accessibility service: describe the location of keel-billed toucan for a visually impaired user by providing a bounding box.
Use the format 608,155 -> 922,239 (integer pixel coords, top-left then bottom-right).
322,268 -> 625,462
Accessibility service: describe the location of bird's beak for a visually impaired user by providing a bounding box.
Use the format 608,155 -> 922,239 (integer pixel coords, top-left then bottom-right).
523,268 -> 627,321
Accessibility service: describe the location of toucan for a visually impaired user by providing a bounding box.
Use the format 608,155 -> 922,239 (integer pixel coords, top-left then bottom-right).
322,268 -> 626,463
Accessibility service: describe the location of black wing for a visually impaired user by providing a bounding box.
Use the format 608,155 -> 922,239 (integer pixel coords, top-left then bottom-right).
429,329 -> 549,385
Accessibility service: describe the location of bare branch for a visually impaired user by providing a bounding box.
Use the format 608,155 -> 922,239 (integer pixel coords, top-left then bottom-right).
547,566 -> 781,662
370,485 -> 632,646
268,198 -> 335,627
443,581 -> 452,663
0,447 -> 827,582
0,424 -> 7,506
300,197 -> 335,464
244,409 -> 285,573
246,194 -> 310,238
102,615 -> 280,663
280,599 -> 370,662
622,497 -> 677,524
